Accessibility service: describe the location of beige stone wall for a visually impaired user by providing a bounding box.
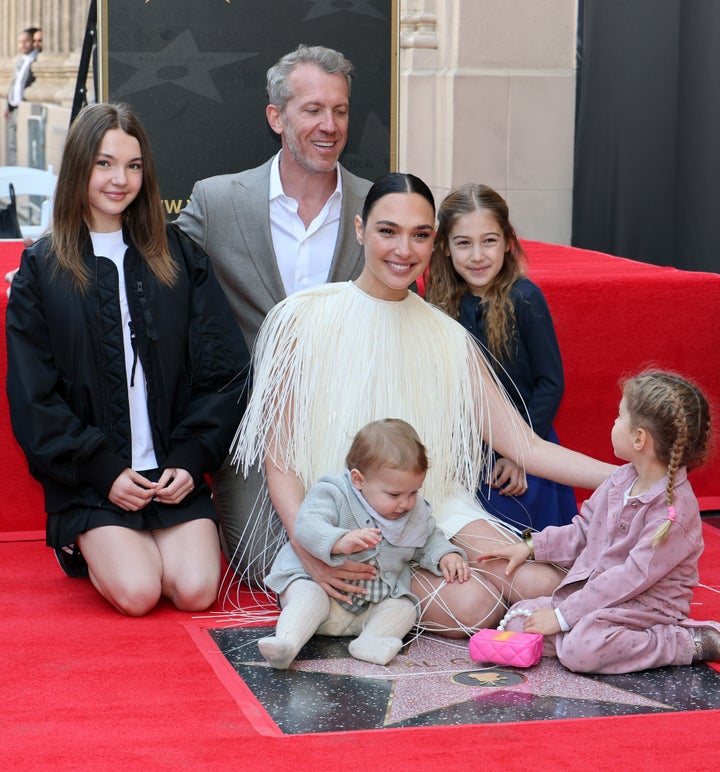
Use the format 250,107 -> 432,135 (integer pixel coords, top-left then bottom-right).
400,0 -> 577,244
1,0 -> 90,168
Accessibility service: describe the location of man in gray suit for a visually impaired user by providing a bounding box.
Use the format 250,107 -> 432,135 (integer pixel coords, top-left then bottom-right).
176,44 -> 371,351
176,45 -> 373,585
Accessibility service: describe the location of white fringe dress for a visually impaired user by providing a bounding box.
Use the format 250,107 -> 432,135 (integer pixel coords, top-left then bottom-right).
227,282 -> 525,610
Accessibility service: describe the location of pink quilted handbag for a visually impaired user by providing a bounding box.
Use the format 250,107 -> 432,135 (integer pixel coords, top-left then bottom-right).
468,609 -> 543,668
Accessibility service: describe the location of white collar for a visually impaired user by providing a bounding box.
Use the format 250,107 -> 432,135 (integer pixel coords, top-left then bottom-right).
269,150 -> 342,203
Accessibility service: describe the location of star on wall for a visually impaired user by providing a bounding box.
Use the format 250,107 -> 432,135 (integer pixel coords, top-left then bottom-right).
109,29 -> 256,101
303,0 -> 385,22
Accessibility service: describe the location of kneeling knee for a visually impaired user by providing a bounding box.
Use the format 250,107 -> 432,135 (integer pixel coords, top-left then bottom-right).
169,575 -> 220,612
110,583 -> 162,616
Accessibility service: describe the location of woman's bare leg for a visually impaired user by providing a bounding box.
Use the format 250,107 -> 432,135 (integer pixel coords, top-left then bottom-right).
78,526 -> 163,616
409,517 -> 565,639
78,518 -> 221,615
153,518 -> 221,611
411,567 -> 507,638
451,519 -> 564,604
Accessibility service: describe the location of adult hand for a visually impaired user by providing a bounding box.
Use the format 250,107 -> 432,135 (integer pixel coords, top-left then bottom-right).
491,457 -> 527,496
294,542 -> 376,604
108,468 -> 157,511
153,467 -> 195,505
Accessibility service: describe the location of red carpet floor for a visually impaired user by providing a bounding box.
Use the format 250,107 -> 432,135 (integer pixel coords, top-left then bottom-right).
523,240 -> 720,510
3,528 -> 720,771
3,240 -> 720,768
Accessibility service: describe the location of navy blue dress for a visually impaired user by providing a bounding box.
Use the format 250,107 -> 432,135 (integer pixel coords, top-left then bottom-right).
458,277 -> 578,531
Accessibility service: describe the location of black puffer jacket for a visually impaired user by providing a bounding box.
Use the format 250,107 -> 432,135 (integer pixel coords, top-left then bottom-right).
6,224 -> 250,513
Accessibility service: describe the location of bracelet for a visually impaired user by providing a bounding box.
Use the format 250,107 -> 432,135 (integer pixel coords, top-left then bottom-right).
497,608 -> 532,631
521,528 -> 535,560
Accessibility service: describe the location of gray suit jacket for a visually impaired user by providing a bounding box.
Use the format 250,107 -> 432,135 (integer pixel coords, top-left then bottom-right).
175,157 -> 372,349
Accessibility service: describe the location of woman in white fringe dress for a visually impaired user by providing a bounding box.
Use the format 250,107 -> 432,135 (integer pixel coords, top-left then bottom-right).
230,173 -> 616,636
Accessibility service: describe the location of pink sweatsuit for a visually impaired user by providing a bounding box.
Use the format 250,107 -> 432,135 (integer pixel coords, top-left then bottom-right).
506,463 -> 718,674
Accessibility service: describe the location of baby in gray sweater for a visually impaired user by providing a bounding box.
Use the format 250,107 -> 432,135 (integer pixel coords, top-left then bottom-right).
259,419 -> 469,668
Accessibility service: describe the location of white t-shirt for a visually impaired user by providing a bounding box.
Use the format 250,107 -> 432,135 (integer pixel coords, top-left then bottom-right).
90,230 -> 158,471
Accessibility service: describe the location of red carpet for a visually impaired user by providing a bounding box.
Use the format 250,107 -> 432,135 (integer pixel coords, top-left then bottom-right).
3,239 -> 720,769
523,240 -> 720,509
3,530 -> 720,770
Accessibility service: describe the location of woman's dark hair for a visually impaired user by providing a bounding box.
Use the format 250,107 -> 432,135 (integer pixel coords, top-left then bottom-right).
361,172 -> 435,225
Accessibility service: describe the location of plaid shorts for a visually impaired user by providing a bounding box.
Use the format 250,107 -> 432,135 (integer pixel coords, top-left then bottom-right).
336,558 -> 390,614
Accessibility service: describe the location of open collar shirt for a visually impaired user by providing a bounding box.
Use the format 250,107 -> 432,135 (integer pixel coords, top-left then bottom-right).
269,151 -> 343,297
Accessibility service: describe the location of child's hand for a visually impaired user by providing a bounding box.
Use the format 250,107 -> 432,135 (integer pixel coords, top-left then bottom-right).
108,468 -> 156,511
476,540 -> 531,575
332,527 -> 382,555
491,458 -> 528,497
439,552 -> 470,583
524,607 -> 560,636
153,467 -> 194,504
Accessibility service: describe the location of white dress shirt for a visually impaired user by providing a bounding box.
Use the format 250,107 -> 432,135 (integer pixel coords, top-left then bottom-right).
8,54 -> 34,108
269,151 -> 343,297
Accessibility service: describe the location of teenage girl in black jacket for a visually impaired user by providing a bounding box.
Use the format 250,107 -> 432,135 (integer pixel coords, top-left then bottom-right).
6,103 -> 250,616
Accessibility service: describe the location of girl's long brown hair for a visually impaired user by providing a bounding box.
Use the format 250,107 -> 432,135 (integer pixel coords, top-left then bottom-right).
425,183 -> 525,361
50,102 -> 175,290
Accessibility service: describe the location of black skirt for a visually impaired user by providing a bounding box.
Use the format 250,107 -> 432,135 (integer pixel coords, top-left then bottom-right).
46,470 -> 218,548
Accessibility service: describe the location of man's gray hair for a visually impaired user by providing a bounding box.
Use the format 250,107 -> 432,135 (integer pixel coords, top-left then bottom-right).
266,44 -> 353,112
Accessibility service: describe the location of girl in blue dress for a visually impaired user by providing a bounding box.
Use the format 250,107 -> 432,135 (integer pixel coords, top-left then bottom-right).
426,183 -> 578,531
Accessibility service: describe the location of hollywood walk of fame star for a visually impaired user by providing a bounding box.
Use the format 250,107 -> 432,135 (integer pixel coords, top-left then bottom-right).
110,29 -> 256,101
216,628 -> 676,729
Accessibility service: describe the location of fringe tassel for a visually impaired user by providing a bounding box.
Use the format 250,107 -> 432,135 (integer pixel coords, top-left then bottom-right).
233,282 -> 525,506
222,282 -> 529,623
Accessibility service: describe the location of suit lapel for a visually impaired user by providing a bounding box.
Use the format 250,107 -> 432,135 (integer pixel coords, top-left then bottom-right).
234,161 -> 367,299
229,160 -> 287,304
328,166 -> 367,283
